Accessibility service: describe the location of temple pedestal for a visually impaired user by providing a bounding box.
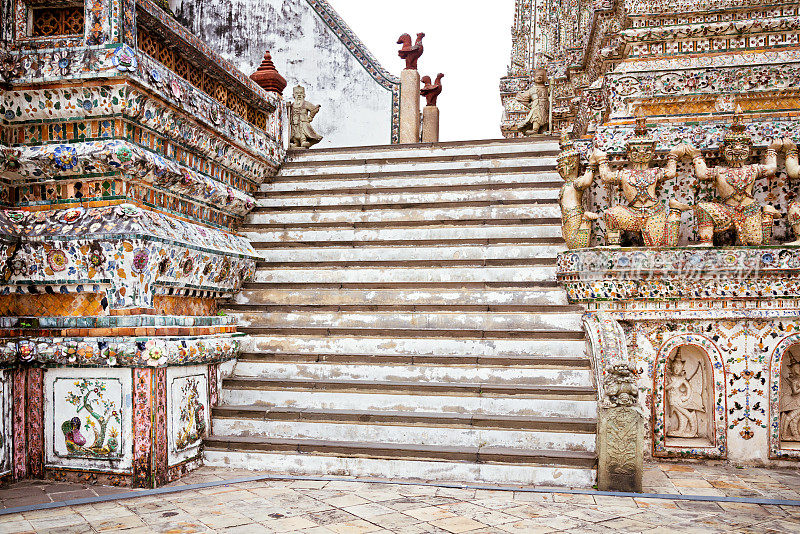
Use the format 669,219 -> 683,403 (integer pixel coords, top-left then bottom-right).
399,69 -> 421,143
421,105 -> 439,143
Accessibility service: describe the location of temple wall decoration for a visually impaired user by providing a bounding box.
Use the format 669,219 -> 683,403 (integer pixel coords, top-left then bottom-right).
560,248 -> 800,465
0,0 -> 285,487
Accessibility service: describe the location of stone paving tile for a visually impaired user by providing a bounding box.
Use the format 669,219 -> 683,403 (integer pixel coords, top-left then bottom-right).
2,463 -> 800,532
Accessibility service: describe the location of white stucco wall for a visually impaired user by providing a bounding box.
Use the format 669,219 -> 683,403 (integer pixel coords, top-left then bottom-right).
175,0 -> 398,148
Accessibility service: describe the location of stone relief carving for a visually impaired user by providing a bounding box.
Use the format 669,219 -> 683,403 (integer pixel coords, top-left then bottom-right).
289,86 -> 323,149
785,139 -> 800,246
682,113 -> 781,246
514,69 -> 549,135
604,363 -> 639,408
780,345 -> 800,443
397,33 -> 425,70
665,347 -> 710,441
557,133 -> 599,249
591,118 -> 690,247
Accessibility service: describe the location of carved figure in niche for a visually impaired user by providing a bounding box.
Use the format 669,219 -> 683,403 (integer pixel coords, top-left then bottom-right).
665,350 -> 705,439
557,132 -> 599,249
289,86 -> 323,149
397,33 -> 425,70
683,112 -> 781,246
515,69 -> 548,135
784,139 -> 800,245
420,73 -> 444,107
591,118 -> 690,247
780,346 -> 800,442
604,363 -> 639,407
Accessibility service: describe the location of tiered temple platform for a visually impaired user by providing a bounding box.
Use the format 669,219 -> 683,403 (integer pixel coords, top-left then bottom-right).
204,138 -> 599,487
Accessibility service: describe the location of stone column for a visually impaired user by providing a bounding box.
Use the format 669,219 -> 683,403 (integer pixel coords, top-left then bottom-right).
400,69 -> 421,143
597,405 -> 644,493
421,106 -> 439,143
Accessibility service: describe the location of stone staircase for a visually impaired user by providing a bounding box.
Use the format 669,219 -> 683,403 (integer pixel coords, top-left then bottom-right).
204,138 -> 597,487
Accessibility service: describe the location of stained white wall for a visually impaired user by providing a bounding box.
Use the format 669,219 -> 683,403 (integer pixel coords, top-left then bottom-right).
176,0 -> 396,148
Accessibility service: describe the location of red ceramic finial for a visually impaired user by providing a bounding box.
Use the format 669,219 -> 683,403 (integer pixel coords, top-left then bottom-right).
250,51 -> 287,94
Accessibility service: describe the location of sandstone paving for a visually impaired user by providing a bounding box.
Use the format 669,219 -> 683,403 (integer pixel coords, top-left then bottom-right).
1,463 -> 800,533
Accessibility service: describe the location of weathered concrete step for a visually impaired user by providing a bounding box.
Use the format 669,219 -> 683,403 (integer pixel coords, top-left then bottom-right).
229,362 -> 592,387
250,265 -> 558,285
254,187 -> 560,209
204,436 -> 596,468
203,449 -> 595,487
271,162 -> 558,184
230,311 -> 583,333
283,138 -> 559,164
246,204 -> 562,227
236,352 -> 590,369
241,335 -> 587,359
252,258 -> 559,269
223,377 -> 594,398
258,179 -> 561,198
231,287 -> 571,308
213,406 -> 597,433
211,417 -> 596,452
248,244 -> 565,266
221,387 -> 596,418
243,225 -> 562,245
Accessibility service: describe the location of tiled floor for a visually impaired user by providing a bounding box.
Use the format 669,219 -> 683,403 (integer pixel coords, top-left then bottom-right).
1,463 -> 800,533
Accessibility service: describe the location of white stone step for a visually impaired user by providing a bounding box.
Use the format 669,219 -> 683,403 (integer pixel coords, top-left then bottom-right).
251,244 -> 565,264
243,224 -> 562,244
220,388 -> 597,419
231,287 -> 571,307
203,450 -> 595,487
230,362 -> 592,386
247,204 -> 562,226
284,139 -> 560,164
240,335 -> 587,359
251,265 -> 557,284
212,418 -> 595,452
274,157 -> 558,179
230,311 -> 583,333
254,187 -> 560,209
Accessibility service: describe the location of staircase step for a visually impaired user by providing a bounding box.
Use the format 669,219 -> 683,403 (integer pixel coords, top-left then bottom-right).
246,204 -> 562,227
229,361 -> 592,386
236,352 -> 590,368
240,335 -> 587,359
213,406 -> 597,433
255,187 -> 560,209
204,436 -> 596,468
230,287 -> 571,308
211,413 -> 595,451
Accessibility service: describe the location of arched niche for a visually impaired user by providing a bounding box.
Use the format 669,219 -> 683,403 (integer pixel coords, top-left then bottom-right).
778,343 -> 800,449
663,345 -> 715,448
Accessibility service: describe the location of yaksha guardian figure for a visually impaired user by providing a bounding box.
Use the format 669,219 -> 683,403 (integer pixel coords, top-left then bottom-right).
684,114 -> 781,246
557,133 -> 599,249
591,118 -> 689,248
784,139 -> 800,245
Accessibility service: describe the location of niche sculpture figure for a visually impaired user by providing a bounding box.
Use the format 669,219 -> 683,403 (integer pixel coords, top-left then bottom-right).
289,86 -> 323,149
515,69 -> 549,135
683,113 -> 781,246
397,33 -> 425,70
784,139 -> 800,245
557,133 -> 599,249
665,352 -> 705,439
780,352 -> 800,441
591,118 -> 689,247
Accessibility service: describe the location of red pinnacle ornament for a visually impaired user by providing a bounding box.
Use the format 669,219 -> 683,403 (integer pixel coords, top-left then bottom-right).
250,51 -> 287,94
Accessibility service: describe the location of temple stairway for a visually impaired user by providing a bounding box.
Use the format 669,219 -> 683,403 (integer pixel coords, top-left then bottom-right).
204,138 -> 597,487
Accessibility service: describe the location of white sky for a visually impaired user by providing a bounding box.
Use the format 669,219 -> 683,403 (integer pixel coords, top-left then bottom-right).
329,1 -> 516,142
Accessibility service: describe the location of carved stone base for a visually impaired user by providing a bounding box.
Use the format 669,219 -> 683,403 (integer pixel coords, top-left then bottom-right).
399,69 -> 421,143
597,406 -> 643,493
422,106 -> 439,143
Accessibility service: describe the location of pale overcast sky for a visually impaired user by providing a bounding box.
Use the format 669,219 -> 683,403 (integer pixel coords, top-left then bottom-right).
329,1 -> 516,142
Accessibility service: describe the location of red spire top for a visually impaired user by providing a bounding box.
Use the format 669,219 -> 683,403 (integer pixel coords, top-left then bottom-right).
250,51 -> 287,94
